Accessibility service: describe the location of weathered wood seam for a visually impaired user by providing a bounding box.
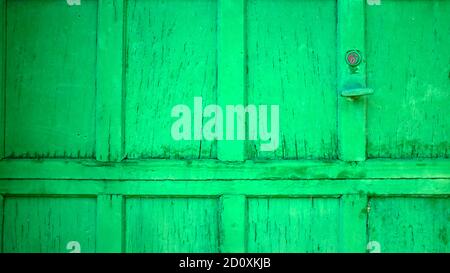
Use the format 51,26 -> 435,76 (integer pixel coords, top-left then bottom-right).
0,179 -> 449,196
96,194 -> 124,253
339,194 -> 368,252
0,159 -> 449,180
0,194 -> 3,253
217,0 -> 246,161
337,0 -> 368,161
219,195 -> 247,252
96,0 -> 125,162
0,0 -> 5,160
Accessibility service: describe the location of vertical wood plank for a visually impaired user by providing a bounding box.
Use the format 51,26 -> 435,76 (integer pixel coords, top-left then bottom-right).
220,195 -> 246,253
217,0 -> 245,161
339,194 -> 368,252
337,0 -> 367,161
0,0 -> 5,159
96,0 -> 125,162
0,195 -> 3,252
96,194 -> 124,253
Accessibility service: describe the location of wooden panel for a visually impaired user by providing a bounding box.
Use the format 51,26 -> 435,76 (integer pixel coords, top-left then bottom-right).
0,0 -> 5,159
1,179 -> 450,196
247,197 -> 340,252
219,195 -> 246,252
96,0 -> 125,162
125,0 -> 217,159
368,197 -> 450,253
337,0 -> 367,161
5,0 -> 97,158
3,196 -> 97,253
1,158 -> 450,181
96,194 -> 124,253
125,197 -> 219,252
217,0 -> 245,161
246,0 -> 337,159
366,0 -> 450,158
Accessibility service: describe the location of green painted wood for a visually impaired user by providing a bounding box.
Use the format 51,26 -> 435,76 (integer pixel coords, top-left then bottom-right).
337,0 -> 367,161
341,88 -> 374,98
0,195 -> 3,252
339,194 -> 367,253
0,0 -> 4,159
368,197 -> 450,253
217,0 -> 245,161
0,179 -> 449,196
125,0 -> 217,159
247,197 -> 340,252
96,194 -> 124,253
3,196 -> 96,253
219,195 -> 246,252
96,0 -> 125,162
1,158 -> 449,180
366,0 -> 450,158
246,0 -> 337,160
5,0 -> 97,158
1,0 -> 449,254
125,197 -> 219,252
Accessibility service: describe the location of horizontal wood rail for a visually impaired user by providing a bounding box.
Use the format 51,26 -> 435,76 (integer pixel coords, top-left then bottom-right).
0,179 -> 448,196
0,158 -> 449,181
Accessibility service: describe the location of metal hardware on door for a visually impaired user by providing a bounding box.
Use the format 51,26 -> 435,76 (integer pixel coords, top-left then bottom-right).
341,87 -> 374,98
345,49 -> 362,67
341,49 -> 373,98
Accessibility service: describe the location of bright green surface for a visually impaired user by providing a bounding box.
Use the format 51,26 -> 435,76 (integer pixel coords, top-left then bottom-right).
3,197 -> 97,253
125,197 -> 219,252
5,0 -> 97,158
366,0 -> 450,158
368,197 -> 450,252
247,0 -> 337,159
0,0 -> 449,253
248,198 -> 340,252
125,0 -> 217,159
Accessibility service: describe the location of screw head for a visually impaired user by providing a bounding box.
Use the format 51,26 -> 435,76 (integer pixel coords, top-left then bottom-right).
345,50 -> 362,67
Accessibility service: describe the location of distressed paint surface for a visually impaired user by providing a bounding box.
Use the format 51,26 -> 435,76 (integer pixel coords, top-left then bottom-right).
246,0 -> 337,159
368,197 -> 450,253
366,0 -> 450,158
3,197 -> 96,253
247,197 -> 340,252
0,0 -> 449,254
125,0 -> 217,159
125,197 -> 219,252
5,0 -> 97,158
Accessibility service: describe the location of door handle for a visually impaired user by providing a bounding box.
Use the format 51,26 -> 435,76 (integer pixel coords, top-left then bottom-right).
340,87 -> 374,98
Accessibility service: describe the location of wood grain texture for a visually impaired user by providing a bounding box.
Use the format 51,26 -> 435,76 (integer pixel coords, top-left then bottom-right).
5,0 -> 97,158
0,195 -> 3,252
1,179 -> 449,196
246,0 -> 337,160
1,158 -> 449,180
219,195 -> 246,252
0,0 -> 4,159
368,197 -> 450,253
96,0 -> 125,162
125,197 -> 219,252
217,0 -> 245,161
3,196 -> 96,253
339,194 -> 367,252
125,0 -> 217,159
96,194 -> 124,253
247,197 -> 340,252
366,0 -> 450,158
337,0 -> 367,161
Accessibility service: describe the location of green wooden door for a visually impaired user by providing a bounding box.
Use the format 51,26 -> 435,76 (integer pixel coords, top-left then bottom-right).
0,0 -> 449,253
